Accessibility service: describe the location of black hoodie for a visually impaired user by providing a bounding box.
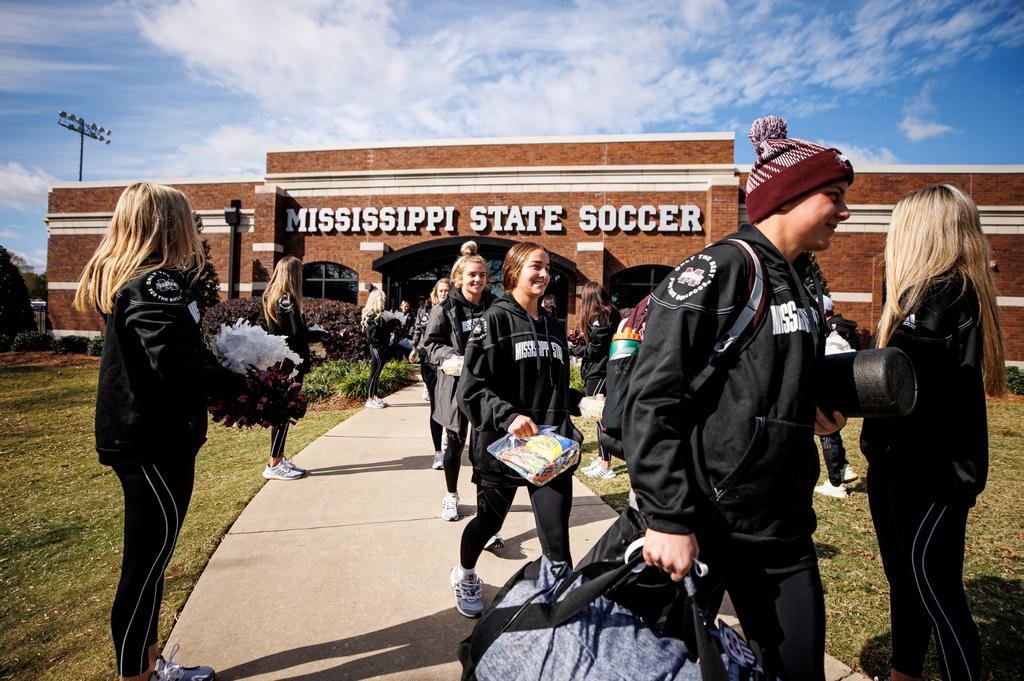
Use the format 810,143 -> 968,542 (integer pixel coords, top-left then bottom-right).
458,293 -> 583,487
267,295 -> 313,379
623,225 -> 826,556
570,310 -> 621,381
95,267 -> 244,466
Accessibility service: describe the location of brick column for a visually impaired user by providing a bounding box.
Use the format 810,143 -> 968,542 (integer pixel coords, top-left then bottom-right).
250,184 -> 287,297
570,240 -> 605,328
355,241 -> 389,304
705,178 -> 740,245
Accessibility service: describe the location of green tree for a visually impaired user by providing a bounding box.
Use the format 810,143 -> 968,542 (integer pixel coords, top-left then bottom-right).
191,212 -> 221,313
0,246 -> 36,337
801,251 -> 830,297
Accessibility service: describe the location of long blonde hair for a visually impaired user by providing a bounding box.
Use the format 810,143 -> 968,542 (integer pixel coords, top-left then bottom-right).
450,241 -> 488,288
877,184 -> 1005,396
74,182 -> 204,314
263,256 -> 303,325
361,287 -> 386,329
430,277 -> 451,306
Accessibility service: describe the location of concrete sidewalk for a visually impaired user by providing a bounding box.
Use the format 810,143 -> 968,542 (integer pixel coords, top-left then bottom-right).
167,383 -> 868,680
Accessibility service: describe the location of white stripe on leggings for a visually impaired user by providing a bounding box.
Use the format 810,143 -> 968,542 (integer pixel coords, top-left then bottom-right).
911,503 -> 973,681
120,465 -> 172,677
272,422 -> 290,457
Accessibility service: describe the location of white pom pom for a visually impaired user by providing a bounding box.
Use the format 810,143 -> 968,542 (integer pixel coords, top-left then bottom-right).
748,115 -> 788,154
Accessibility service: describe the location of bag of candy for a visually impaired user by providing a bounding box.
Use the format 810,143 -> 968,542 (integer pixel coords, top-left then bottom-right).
487,426 -> 581,485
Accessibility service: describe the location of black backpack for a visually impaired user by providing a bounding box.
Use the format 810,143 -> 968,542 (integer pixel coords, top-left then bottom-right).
599,238 -> 768,458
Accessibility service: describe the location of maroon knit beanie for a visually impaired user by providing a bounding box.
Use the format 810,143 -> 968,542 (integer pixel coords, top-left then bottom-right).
745,115 -> 854,225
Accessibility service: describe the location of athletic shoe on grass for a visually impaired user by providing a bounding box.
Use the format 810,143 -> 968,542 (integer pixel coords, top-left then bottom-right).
581,458 -> 601,474
442,493 -> 459,521
450,567 -> 483,618
152,644 -> 215,680
593,467 -> 616,480
814,481 -> 848,498
282,458 -> 307,475
842,464 -> 859,483
263,461 -> 304,481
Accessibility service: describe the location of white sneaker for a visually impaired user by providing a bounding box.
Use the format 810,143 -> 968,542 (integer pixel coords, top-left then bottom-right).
814,481 -> 848,498
584,462 -> 612,478
152,644 -> 215,680
282,458 -> 307,475
581,458 -> 601,473
431,451 -> 444,470
422,386 -> 430,401
484,534 -> 504,551
365,399 -> 385,409
379,399 -> 389,407
450,566 -> 484,618
842,464 -> 859,483
441,493 -> 459,521
263,461 -> 304,480
593,467 -> 616,479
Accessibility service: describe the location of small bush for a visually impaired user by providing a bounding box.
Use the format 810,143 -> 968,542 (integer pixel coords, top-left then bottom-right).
570,364 -> 584,393
1007,366 -> 1024,396
304,360 -> 360,403
305,299 -> 367,361
52,335 -> 90,355
86,336 -> 104,357
0,333 -> 11,352
201,298 -> 265,340
11,331 -> 52,352
338,360 -> 416,399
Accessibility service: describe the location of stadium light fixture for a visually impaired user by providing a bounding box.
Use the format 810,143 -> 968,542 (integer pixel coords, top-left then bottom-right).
57,111 -> 112,181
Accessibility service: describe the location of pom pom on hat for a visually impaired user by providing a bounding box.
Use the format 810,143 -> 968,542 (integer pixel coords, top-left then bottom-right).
748,115 -> 789,156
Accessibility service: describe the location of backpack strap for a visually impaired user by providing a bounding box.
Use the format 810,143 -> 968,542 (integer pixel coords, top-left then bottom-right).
685,238 -> 767,397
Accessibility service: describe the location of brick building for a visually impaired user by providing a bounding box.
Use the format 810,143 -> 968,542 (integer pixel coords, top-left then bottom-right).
45,133 -> 1024,361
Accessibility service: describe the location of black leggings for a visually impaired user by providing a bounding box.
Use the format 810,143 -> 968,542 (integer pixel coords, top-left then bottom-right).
460,472 -> 573,569
422,362 -> 443,451
270,421 -> 290,459
698,541 -> 825,681
868,464 -> 981,680
819,432 -> 849,486
367,346 -> 384,398
584,376 -> 610,462
444,423 -> 467,494
110,461 -> 195,677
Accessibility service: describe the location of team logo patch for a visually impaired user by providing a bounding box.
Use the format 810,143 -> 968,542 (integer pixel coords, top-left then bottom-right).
469,318 -> 487,340
144,271 -> 185,303
666,253 -> 716,302
902,313 -> 916,329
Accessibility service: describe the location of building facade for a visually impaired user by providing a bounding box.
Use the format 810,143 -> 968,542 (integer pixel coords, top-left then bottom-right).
45,133 -> 1024,361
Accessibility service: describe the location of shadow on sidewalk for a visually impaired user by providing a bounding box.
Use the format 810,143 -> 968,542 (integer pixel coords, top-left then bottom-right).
307,456 -> 434,476
214,607 -> 475,680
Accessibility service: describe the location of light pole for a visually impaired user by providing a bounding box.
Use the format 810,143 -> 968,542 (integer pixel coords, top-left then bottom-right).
57,111 -> 111,181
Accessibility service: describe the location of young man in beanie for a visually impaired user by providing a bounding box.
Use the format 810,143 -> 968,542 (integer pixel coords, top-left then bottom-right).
624,115 -> 851,679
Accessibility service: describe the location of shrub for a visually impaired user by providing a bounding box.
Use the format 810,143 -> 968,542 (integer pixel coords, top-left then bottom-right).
0,333 -> 10,352
0,246 -> 36,338
304,360 -> 360,403
51,335 -> 90,355
338,360 -> 416,399
1007,366 -> 1024,396
11,331 -> 52,352
305,299 -> 367,361
570,364 -> 584,393
201,297 -> 265,340
86,336 -> 104,357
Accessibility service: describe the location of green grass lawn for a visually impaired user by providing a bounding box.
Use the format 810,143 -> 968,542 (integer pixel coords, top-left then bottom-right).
0,365 -> 354,681
575,404 -> 1024,680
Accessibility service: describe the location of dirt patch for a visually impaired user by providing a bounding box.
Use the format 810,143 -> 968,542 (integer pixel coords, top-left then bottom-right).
0,351 -> 100,369
307,393 -> 365,412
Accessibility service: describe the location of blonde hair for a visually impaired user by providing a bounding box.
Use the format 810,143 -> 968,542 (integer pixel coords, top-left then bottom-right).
430,277 -> 451,306
877,184 -> 1005,396
74,182 -> 204,314
361,287 -> 386,329
450,241 -> 488,288
263,256 -> 304,325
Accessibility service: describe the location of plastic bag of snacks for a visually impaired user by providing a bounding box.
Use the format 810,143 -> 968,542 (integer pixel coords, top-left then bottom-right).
441,354 -> 464,376
578,395 -> 606,421
487,426 -> 580,485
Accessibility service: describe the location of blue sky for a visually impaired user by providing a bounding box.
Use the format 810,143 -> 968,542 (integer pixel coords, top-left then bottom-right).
1,0 -> 1022,273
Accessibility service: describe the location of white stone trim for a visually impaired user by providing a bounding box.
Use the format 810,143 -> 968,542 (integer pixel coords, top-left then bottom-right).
252,243 -> 284,252
358,281 -> 382,292
46,208 -> 257,235
735,164 -> 1024,174
268,132 -> 735,153
998,296 -> 1024,307
359,242 -> 387,252
1007,360 -> 1024,368
576,242 -> 604,252
218,282 -> 267,292
575,285 -> 584,295
831,292 -> 872,303
50,176 -> 261,189
52,329 -> 102,338
46,228 -> 109,235
836,205 -> 1024,234
47,282 -> 80,290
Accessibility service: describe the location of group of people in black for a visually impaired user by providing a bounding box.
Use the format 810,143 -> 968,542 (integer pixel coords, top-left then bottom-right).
79,113 -> 1004,681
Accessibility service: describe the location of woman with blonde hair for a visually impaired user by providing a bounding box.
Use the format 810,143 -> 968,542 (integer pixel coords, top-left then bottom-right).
862,184 -> 1004,681
361,287 -> 391,408
411,278 -> 451,467
262,255 -> 318,480
75,182 -> 242,681
423,241 -> 496,521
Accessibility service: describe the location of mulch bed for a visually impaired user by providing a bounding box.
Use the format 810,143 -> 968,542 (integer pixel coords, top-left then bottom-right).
0,351 -> 100,368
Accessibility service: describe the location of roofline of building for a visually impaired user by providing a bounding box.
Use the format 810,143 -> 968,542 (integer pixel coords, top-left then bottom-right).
735,164 -> 1024,174
266,132 -> 736,153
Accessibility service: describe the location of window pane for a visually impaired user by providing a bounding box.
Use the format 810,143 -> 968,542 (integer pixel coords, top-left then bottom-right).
302,280 -> 323,299
303,263 -> 325,280
323,280 -> 357,303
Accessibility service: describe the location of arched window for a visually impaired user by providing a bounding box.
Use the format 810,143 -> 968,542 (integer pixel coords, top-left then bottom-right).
609,265 -> 672,309
303,262 -> 358,303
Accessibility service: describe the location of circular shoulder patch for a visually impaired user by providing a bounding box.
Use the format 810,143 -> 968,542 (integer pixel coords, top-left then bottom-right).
469,317 -> 488,341
278,296 -> 294,312
666,252 -> 717,302
144,270 -> 185,303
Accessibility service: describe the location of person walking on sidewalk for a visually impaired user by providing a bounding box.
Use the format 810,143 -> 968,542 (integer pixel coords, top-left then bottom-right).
625,116 -> 852,680
862,184 -> 1005,681
572,281 -> 620,479
814,294 -> 860,498
411,280 -> 449,467
362,288 -> 391,409
423,242 -> 495,521
451,242 -> 583,618
262,255 -> 320,481
74,182 -> 245,681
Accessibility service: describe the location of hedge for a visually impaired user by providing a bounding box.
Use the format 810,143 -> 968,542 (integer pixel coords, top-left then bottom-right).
87,337 -> 104,357
304,359 -> 417,402
0,334 -> 10,352
1007,366 -> 1024,396
51,335 -> 90,355
11,331 -> 52,352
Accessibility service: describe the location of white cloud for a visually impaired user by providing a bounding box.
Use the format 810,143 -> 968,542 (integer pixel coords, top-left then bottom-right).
816,140 -> 899,166
0,227 -> 19,239
0,162 -> 55,212
900,115 -> 955,142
